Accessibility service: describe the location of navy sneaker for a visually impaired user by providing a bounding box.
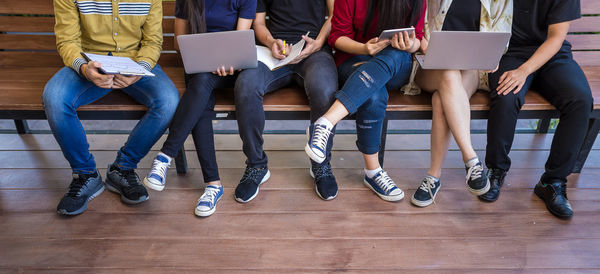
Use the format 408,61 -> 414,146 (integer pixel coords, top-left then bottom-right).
411,176 -> 441,207
234,166 -> 270,203
310,162 -> 338,200
143,152 -> 171,191
363,170 -> 404,202
195,185 -> 224,217
305,123 -> 334,164
57,172 -> 105,216
105,164 -> 149,204
466,162 -> 490,196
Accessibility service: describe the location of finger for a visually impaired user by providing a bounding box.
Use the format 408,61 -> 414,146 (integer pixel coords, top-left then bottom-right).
229,66 -> 234,75
212,71 -> 218,75
391,35 -> 400,49
113,78 -> 127,88
285,44 -> 292,56
496,77 -> 510,94
503,81 -> 518,95
403,31 -> 411,46
513,83 -> 523,94
498,72 -> 509,84
409,28 -> 416,39
398,34 -> 406,49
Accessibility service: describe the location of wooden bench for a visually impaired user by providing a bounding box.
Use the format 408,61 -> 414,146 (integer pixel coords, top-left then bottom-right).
1,0 -> 599,174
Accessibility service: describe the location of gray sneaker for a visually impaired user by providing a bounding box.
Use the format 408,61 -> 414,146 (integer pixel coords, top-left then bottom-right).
57,172 -> 105,216
105,164 -> 149,204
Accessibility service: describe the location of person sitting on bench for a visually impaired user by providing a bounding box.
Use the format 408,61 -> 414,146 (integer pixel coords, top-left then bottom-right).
483,0 -> 593,219
45,0 -> 179,215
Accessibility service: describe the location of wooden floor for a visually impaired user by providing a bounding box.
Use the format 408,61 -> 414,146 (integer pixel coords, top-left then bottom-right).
1,132 -> 599,273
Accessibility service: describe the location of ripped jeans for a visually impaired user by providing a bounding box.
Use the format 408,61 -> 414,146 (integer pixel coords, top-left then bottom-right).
336,47 -> 413,154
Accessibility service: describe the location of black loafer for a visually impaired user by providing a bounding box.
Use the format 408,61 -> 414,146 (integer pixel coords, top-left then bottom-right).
478,168 -> 507,202
534,180 -> 573,219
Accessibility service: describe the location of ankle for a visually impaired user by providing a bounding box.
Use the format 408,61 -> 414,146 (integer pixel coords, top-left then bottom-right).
465,157 -> 480,168
316,116 -> 334,129
365,167 -> 383,178
207,181 -> 222,187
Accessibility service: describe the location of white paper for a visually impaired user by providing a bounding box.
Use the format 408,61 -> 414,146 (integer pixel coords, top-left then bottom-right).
256,36 -> 307,70
82,53 -> 155,77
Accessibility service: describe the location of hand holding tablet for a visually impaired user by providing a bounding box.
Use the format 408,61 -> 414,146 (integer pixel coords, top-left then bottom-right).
378,27 -> 415,41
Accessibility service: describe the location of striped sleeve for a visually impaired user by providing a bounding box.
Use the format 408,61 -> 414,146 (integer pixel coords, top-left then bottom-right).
54,0 -> 87,75
134,0 -> 162,69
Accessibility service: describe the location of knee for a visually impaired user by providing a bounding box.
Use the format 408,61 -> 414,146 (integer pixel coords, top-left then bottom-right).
374,48 -> 411,68
152,87 -> 179,118
438,70 -> 463,93
42,78 -> 72,116
562,88 -> 593,114
361,90 -> 389,118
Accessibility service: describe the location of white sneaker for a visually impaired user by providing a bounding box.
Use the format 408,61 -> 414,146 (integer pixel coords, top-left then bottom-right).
305,123 -> 333,164
195,185 -> 224,217
143,152 -> 171,191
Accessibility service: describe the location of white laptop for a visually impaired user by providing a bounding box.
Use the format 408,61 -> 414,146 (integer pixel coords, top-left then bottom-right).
416,31 -> 511,70
177,30 -> 258,74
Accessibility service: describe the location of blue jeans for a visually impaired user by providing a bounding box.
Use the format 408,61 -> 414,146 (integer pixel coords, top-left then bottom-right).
161,72 -> 238,183
336,47 -> 413,154
235,47 -> 338,168
43,66 -> 179,174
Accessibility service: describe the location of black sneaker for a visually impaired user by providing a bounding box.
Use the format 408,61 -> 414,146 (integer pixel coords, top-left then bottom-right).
465,162 -> 490,196
234,166 -> 270,203
478,168 -> 507,202
57,172 -> 105,216
105,164 -> 149,204
310,162 -> 338,200
411,176 -> 441,207
534,180 -> 573,219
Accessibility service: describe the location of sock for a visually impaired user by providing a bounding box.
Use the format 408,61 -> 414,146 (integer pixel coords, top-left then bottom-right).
465,157 -> 480,168
315,117 -> 333,129
365,167 -> 383,179
157,151 -> 172,164
425,174 -> 440,182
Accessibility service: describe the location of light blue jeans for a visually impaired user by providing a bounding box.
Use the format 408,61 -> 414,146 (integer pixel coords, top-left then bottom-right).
42,65 -> 179,174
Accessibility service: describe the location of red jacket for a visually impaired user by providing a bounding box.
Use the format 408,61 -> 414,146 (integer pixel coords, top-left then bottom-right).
328,0 -> 426,66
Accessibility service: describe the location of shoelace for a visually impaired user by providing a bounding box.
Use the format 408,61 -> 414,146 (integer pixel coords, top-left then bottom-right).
198,187 -> 220,206
311,124 -> 332,152
374,171 -> 396,193
66,176 -> 88,197
313,164 -> 333,179
151,158 -> 170,182
553,182 -> 568,199
241,168 -> 262,184
418,177 -> 437,202
466,164 -> 484,181
120,169 -> 141,187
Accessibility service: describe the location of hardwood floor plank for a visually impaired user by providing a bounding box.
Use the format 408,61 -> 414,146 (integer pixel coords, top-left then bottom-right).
1,149 -> 599,169
1,238 -> 599,269
1,188 -> 598,214
0,133 -> 597,152
0,168 -> 597,190
2,268 -> 599,273
1,212 -> 598,240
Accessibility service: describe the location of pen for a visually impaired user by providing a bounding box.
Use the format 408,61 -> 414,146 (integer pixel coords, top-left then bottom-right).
283,40 -> 286,55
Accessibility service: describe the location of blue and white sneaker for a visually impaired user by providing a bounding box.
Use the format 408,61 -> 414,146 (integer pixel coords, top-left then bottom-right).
305,123 -> 334,164
195,185 -> 224,217
143,152 -> 171,191
363,170 -> 404,202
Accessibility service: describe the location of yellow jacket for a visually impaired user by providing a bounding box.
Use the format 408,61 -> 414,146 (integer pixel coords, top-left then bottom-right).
53,0 -> 163,74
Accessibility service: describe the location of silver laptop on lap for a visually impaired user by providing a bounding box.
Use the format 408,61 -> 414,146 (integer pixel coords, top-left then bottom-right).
177,30 -> 258,74
416,31 -> 511,71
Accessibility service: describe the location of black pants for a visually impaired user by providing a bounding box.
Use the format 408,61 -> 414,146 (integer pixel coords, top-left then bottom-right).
234,48 -> 338,168
486,50 -> 593,182
161,73 -> 237,183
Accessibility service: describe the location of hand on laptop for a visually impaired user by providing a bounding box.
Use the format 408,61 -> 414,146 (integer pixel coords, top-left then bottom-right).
391,30 -> 417,53
290,35 -> 322,64
113,74 -> 141,89
364,38 -> 390,56
496,66 -> 529,95
81,61 -> 114,89
212,66 -> 235,77
270,39 -> 292,60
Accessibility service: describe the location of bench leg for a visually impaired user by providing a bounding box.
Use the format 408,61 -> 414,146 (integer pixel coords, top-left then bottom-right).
14,120 -> 29,134
175,146 -> 189,174
536,118 -> 551,134
378,116 -> 389,168
573,118 -> 600,173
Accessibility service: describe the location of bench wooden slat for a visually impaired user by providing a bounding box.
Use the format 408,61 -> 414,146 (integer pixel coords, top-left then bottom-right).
0,0 -> 175,16
0,16 -> 175,33
582,0 -> 600,14
570,16 -> 600,33
569,35 -> 600,51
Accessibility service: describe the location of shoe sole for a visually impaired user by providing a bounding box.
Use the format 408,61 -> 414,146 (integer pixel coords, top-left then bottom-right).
57,185 -> 105,216
534,185 -> 573,219
467,177 -> 491,196
195,193 -> 223,217
234,170 -> 271,203
478,192 -> 499,202
305,127 -> 326,164
143,176 -> 165,191
309,169 -> 338,201
105,180 -> 149,205
363,179 -> 404,202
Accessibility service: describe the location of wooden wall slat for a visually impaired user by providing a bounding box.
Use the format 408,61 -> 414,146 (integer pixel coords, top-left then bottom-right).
0,16 -> 175,33
569,35 -> 600,50
582,0 -> 600,14
570,16 -> 600,33
0,34 -> 176,51
0,0 -> 175,15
